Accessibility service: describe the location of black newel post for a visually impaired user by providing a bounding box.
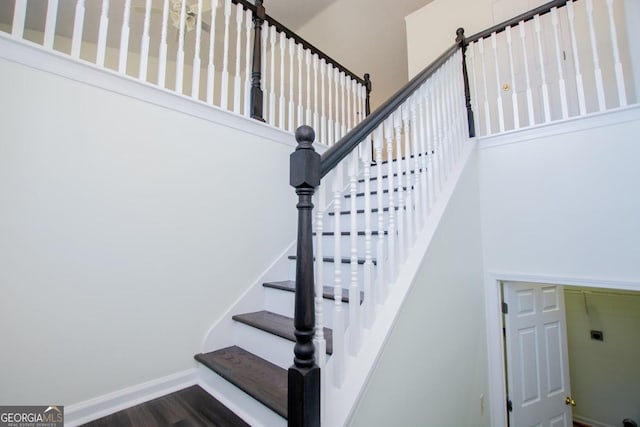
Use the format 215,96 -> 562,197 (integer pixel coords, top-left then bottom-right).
250,0 -> 266,121
456,28 -> 476,138
288,125 -> 321,427
364,73 -> 372,117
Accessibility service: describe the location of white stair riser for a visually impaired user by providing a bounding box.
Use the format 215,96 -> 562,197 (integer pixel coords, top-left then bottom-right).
263,286 -> 351,330
233,321 -> 296,370
288,259 -> 375,292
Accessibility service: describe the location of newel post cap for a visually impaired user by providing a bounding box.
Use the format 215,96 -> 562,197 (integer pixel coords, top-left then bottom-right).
290,126 -> 320,189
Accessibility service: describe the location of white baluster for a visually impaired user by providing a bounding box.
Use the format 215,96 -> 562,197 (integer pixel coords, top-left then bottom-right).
11,0 -> 27,38
158,0 -> 170,88
288,38 -> 295,132
394,110 -> 406,263
268,25 -> 276,125
220,0 -> 232,108
346,78 -> 352,132
279,32 -> 286,129
606,0 -> 627,107
426,82 -> 438,204
551,8 -> 569,119
95,0 -> 108,66
340,72 -> 346,138
313,55 -> 320,135
505,26 -> 520,129
417,86 -> 429,220
327,64 -> 334,146
314,186 -> 326,368
334,68 -> 341,143
353,80 -> 359,128
534,15 -> 551,123
586,0 -> 606,111
139,0 -> 153,80
348,151 -> 361,355
478,38 -> 492,135
306,49 -> 312,125
119,0 -> 132,73
331,166 -> 345,387
402,104 -> 414,249
297,43 -> 304,127
175,0 -> 188,93
244,9 -> 252,116
373,126 -> 386,302
519,21 -> 535,126
71,0 -> 85,59
490,32 -> 505,132
361,133 -> 375,328
567,1 -> 587,115
409,96 -> 421,235
233,3 -> 244,112
191,0 -> 205,98
320,59 -> 327,144
44,0 -> 60,50
384,117 -> 397,282
206,0 -> 219,103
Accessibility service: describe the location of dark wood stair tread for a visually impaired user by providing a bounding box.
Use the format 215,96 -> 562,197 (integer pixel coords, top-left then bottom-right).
80,385 -> 249,427
287,255 -> 376,265
263,280 -> 364,304
327,206 -> 401,216
195,346 -> 287,419
314,231 -> 388,236
233,310 -> 333,354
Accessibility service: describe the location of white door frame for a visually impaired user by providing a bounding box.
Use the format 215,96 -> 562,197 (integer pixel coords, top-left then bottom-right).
484,271 -> 640,427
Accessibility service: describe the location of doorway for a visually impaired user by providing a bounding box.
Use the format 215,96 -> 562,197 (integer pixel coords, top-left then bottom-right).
501,280 -> 640,427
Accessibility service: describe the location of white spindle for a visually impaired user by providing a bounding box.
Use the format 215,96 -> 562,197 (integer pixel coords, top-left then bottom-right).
417,87 -> 429,220
505,27 -> 520,129
279,32 -> 286,129
327,64 -> 334,146
119,0 -> 131,73
586,0 -> 606,111
567,1 -> 587,115
313,55 -> 320,134
320,59 -> 327,144
551,8 -> 569,119
491,32 -> 505,132
314,186 -> 326,368
409,97 -> 421,235
139,0 -> 152,80
288,38 -> 295,132
348,151 -> 361,355
427,82 -> 439,203
220,0 -> 232,108
44,0 -> 60,50
95,0 -> 108,67
206,0 -> 219,104
175,0 -> 188,93
435,72 -> 446,187
353,81 -> 359,128
346,78 -> 352,132
306,49 -> 312,125
268,25 -> 276,125
233,3 -> 244,112
361,134 -> 375,328
384,117 -> 396,282
389,108 -> 407,264
191,0 -> 205,97
606,0 -> 627,107
331,166 -> 345,386
334,68 -> 341,143
244,9 -> 252,116
71,0 -> 86,59
519,21 -> 536,126
158,0 -> 170,88
373,127 -> 387,301
478,38 -> 492,135
297,43 -> 304,127
11,0 -> 27,38
401,105 -> 413,252
534,15 -> 551,123
340,72 -> 346,139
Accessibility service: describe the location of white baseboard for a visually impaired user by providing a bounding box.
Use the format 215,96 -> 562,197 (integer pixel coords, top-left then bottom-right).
574,414 -> 614,427
64,369 -> 197,426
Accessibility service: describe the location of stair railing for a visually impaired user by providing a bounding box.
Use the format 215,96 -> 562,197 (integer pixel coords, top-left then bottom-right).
289,30 -> 473,426
4,0 -> 370,143
463,0 -> 634,137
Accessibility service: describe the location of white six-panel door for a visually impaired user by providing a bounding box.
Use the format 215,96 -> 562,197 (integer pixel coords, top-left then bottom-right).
504,282 -> 573,427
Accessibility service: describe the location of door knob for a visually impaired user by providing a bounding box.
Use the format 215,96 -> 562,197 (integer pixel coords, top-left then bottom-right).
565,396 -> 576,407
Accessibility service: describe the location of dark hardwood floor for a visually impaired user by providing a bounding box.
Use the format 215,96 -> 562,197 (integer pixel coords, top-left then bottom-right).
81,385 -> 249,427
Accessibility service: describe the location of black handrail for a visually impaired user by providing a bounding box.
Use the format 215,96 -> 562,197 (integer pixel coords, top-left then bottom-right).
231,0 -> 365,86
465,0 -> 570,44
319,43 -> 459,178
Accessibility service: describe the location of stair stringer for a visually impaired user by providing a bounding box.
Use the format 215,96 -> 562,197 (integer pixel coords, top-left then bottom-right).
323,140 -> 477,427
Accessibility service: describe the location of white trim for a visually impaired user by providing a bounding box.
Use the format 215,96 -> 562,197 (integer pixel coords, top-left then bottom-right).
0,33 -> 298,149
477,104 -> 640,149
64,369 -> 197,426
573,414 -> 614,427
484,271 -> 640,427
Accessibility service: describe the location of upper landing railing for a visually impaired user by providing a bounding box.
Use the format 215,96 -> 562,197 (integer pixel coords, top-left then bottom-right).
2,0 -> 370,145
